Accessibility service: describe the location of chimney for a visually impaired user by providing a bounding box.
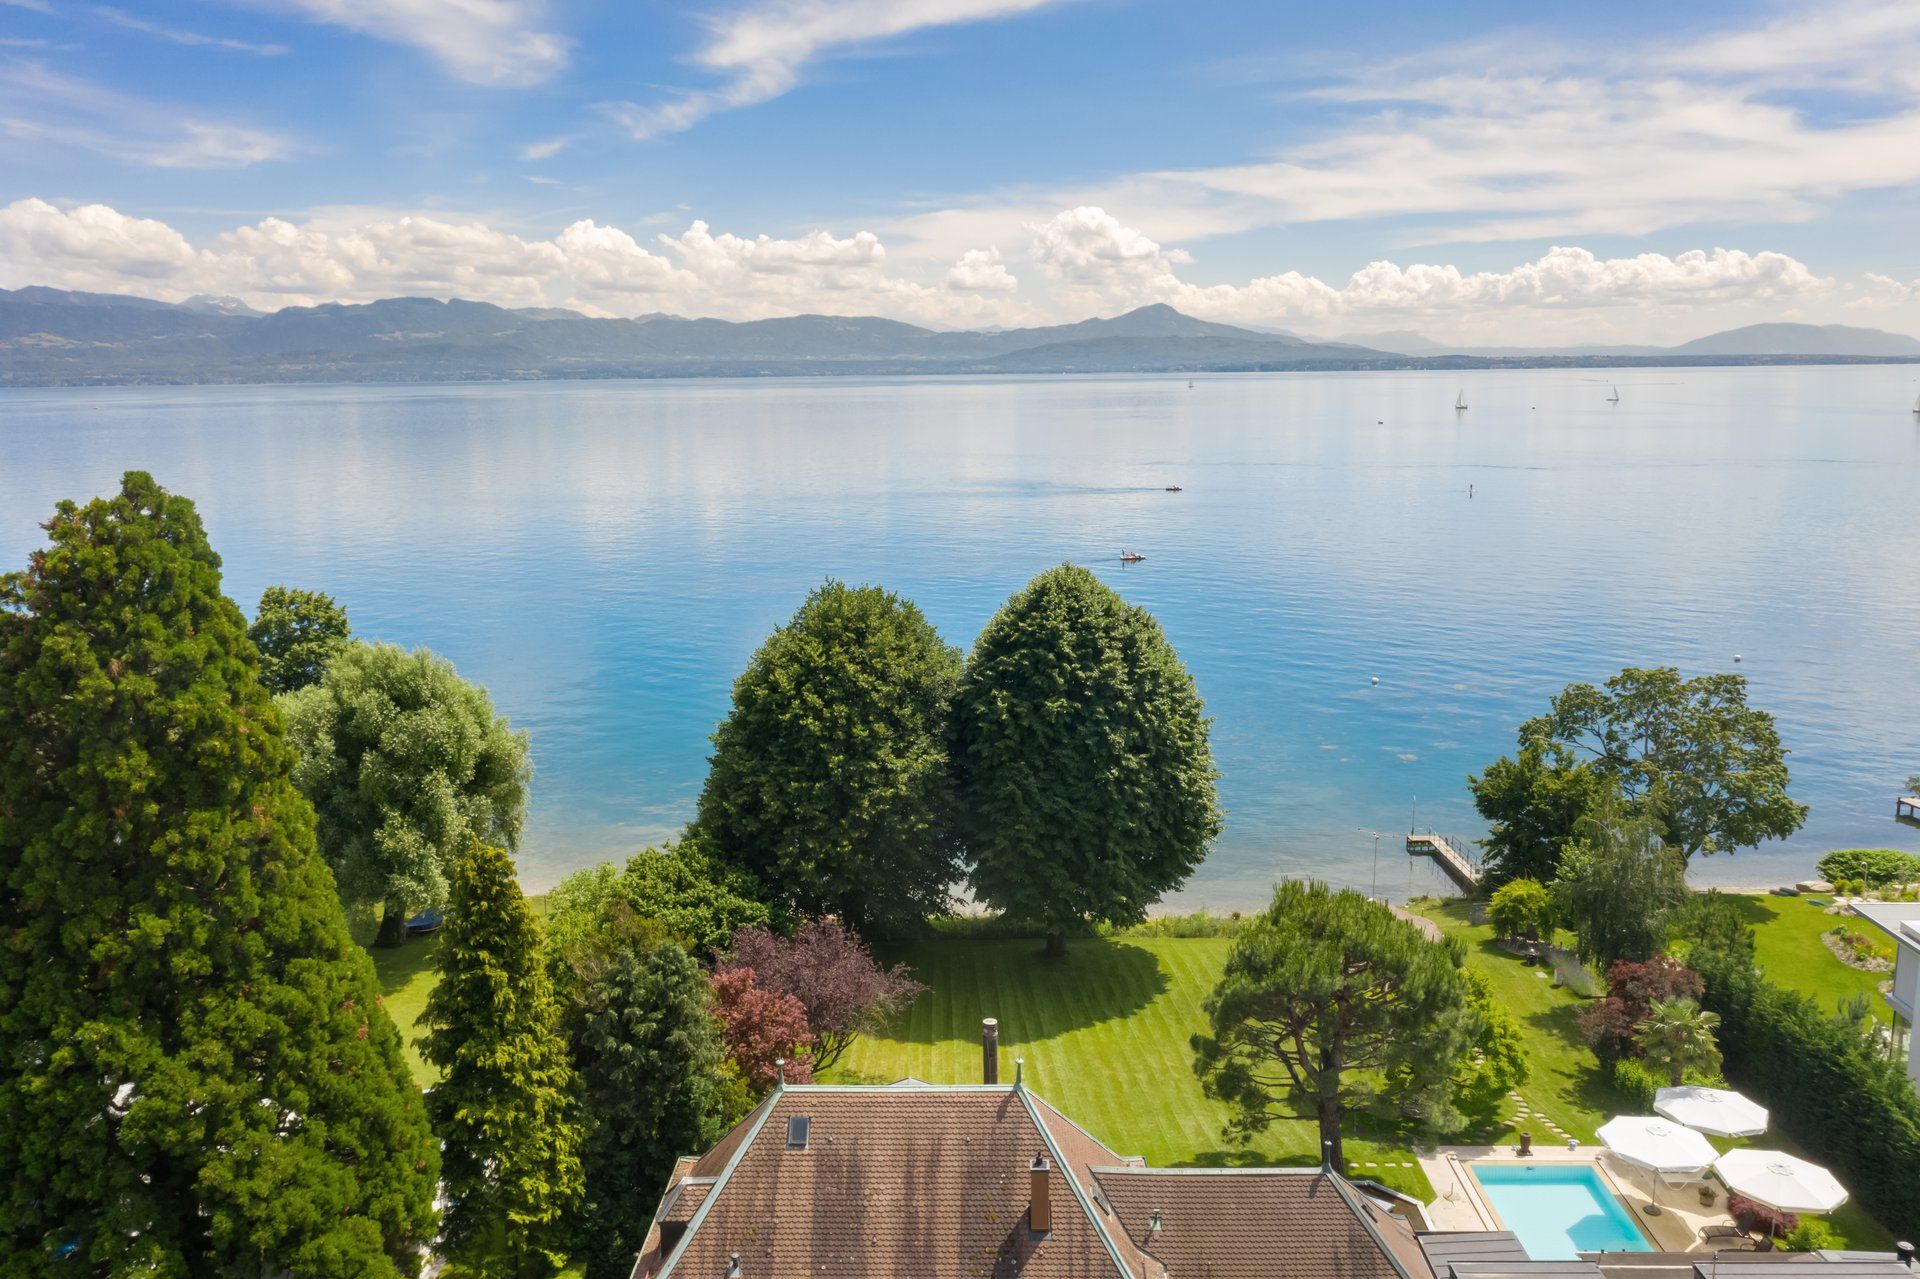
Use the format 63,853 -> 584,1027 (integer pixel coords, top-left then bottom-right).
1029,1154 -> 1052,1236
982,1018 -> 999,1084
1896,1242 -> 1914,1267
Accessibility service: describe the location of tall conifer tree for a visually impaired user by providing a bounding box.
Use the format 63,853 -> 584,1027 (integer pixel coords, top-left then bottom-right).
421,839 -> 584,1279
0,472 -> 438,1277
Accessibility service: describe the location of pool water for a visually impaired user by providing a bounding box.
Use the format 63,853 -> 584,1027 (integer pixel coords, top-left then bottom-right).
1473,1163 -> 1653,1259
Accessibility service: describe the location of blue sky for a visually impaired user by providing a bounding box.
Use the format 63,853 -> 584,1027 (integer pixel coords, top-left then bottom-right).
4,0 -> 1920,342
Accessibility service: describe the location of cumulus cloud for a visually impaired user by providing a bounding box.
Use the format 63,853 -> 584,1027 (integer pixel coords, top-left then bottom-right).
276,0 -> 569,86
945,247 -> 1017,293
606,0 -> 1073,138
0,198 -> 1024,326
0,198 -> 1871,343
1022,208 -> 1834,332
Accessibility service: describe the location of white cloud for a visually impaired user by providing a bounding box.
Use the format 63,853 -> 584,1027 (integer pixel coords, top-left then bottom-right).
1022,208 -> 1836,337
91,7 -> 288,55
275,0 -> 569,86
945,247 -> 1017,293
0,198 -> 1029,326
606,0 -> 1073,139
0,62 -> 295,169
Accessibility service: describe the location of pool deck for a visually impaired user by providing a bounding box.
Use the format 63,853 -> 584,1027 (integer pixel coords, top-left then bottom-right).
1420,1144 -> 1740,1253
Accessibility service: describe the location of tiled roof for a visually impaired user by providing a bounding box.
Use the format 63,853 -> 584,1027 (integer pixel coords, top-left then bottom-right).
640,1086 -> 1147,1279
1092,1167 -> 1436,1279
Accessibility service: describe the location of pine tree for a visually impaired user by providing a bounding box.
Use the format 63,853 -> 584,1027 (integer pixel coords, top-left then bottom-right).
421,839 -> 584,1279
573,942 -> 730,1279
0,472 -> 439,1278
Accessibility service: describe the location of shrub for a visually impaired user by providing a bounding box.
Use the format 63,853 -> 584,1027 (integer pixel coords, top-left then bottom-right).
1782,1220 -> 1840,1252
710,966 -> 815,1091
1610,1058 -> 1727,1111
1488,879 -> 1555,942
1816,849 -> 1920,888
1575,956 -> 1703,1068
1122,910 -> 1246,938
719,919 -> 924,1070
1727,1193 -> 1799,1239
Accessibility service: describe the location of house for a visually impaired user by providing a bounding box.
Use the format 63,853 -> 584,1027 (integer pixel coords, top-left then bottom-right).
1849,902 -> 1920,1094
630,1067 -> 1436,1279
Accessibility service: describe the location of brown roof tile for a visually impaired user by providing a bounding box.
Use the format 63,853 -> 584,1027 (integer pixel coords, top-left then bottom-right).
642,1087 -> 1139,1279
1092,1167 -> 1437,1279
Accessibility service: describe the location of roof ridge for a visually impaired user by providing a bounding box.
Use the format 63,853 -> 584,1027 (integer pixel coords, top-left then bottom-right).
647,1090 -> 781,1279
1330,1168 -> 1420,1279
1020,1087 -> 1143,1279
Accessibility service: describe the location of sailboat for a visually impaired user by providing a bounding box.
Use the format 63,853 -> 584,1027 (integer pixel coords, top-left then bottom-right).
1912,392 -> 1919,416
1454,389 -> 1468,411
1607,385 -> 1620,403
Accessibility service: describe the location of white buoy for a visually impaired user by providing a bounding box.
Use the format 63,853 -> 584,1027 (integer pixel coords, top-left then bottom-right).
1370,676 -> 1381,686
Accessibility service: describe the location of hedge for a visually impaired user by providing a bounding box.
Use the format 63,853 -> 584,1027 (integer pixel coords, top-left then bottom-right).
1693,944 -> 1920,1236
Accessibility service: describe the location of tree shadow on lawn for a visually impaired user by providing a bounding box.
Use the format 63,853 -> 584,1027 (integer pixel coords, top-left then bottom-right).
876,936 -> 1173,1045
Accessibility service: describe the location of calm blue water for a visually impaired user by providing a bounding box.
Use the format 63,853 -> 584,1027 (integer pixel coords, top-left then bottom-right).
1473,1163 -> 1652,1257
3,368 -> 1918,905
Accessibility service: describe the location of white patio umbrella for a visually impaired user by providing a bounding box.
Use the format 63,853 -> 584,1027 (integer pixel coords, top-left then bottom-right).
1655,1086 -> 1769,1138
1598,1116 -> 1719,1216
1713,1149 -> 1848,1215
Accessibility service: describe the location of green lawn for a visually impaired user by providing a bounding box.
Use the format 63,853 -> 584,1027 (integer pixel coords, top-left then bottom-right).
828,936 -> 1434,1198
1725,893 -> 1894,1021
369,932 -> 442,1087
1412,896 -> 1893,1249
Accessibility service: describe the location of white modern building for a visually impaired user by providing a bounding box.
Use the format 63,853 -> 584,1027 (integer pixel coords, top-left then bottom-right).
1852,901 -> 1920,1093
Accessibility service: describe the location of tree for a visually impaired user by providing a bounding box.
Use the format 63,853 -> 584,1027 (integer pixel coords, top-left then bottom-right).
1191,881 -> 1476,1169
710,967 -> 816,1090
694,581 -> 963,935
720,919 -> 924,1070
248,584 -> 351,695
0,472 -> 438,1278
1455,968 -> 1529,1113
1469,744 -> 1605,885
280,640 -> 531,946
1815,848 -> 1920,888
954,565 -> 1221,956
542,840 -> 769,1003
1553,787 -> 1688,970
1635,996 -> 1722,1086
1575,955 -> 1704,1070
420,840 -> 583,1279
1486,878 -> 1555,943
572,943 -> 732,1279
1521,667 -> 1806,862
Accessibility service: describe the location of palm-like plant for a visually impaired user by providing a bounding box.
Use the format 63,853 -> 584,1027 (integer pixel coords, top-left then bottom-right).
1635,996 -> 1722,1086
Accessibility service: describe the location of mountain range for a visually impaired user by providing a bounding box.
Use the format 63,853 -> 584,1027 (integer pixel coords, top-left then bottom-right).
3,287 -> 1917,385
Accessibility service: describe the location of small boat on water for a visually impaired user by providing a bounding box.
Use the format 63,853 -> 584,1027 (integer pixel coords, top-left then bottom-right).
1912,392 -> 1919,416
1187,380 -> 1194,389
1119,550 -> 1146,563
1165,484 -> 1182,492
1454,389 -> 1468,411
1607,385 -> 1620,403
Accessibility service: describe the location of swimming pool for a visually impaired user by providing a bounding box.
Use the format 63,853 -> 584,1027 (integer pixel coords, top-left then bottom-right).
1471,1163 -> 1653,1259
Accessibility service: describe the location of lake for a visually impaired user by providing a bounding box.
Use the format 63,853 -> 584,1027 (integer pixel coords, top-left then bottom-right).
3,367 -> 1917,905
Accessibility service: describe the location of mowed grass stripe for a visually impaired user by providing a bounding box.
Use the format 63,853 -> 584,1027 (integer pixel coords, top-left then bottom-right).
828,936 -> 1431,1197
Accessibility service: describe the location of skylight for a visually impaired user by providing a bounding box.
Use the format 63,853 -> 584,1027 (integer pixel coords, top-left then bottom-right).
786,1116 -> 810,1150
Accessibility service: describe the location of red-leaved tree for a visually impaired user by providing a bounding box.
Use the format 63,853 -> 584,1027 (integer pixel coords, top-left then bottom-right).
1575,955 -> 1704,1068
721,919 -> 925,1070
710,966 -> 815,1090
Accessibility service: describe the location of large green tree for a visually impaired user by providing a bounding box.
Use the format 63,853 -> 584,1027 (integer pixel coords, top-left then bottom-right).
1552,787 -> 1689,970
420,840 -> 583,1279
954,564 -> 1221,956
280,640 -> 530,946
1520,667 -> 1806,861
572,942 -> 732,1279
248,584 -> 351,695
1192,881 -> 1476,1169
694,581 -> 963,935
0,472 -> 438,1278
1469,743 -> 1606,885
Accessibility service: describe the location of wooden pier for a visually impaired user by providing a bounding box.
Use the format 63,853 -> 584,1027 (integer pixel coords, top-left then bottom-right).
1899,796 -> 1920,828
1406,831 -> 1483,891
